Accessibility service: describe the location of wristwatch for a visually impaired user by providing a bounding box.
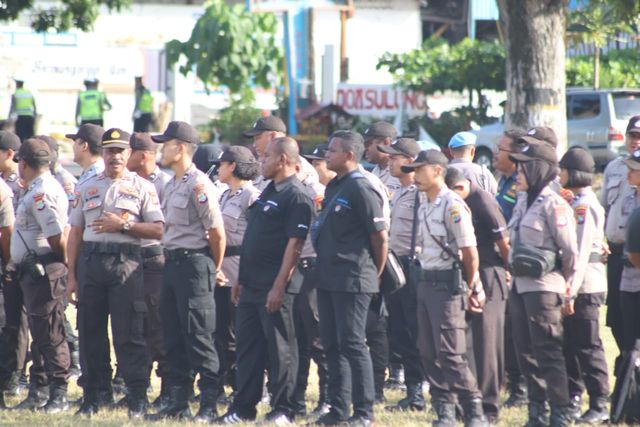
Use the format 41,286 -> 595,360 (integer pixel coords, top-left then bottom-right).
122,221 -> 133,233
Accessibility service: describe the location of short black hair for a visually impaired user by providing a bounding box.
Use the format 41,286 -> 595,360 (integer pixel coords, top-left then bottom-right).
232,161 -> 260,181
565,169 -> 593,188
330,130 -> 365,161
445,166 -> 466,188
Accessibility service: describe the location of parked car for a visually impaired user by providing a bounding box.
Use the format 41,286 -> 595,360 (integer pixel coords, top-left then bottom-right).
472,88 -> 640,169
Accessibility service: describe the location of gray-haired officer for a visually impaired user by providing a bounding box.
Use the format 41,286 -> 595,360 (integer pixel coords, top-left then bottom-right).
211,146 -> 260,402
10,138 -> 70,413
363,121 -> 401,197
401,149 -> 488,427
67,128 -> 164,418
126,132 -> 171,409
600,115 -> 640,355
376,138 -> 426,412
147,121 -> 225,422
558,147 -> 610,424
448,132 -> 498,195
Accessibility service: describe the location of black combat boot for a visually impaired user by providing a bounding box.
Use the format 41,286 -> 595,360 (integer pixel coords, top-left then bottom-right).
311,384 -> 331,417
578,396 -> 609,424
145,385 -> 192,420
385,382 -> 425,412
462,398 -> 489,427
127,386 -> 148,419
525,401 -> 549,427
504,377 -> 528,408
42,384 -> 69,414
194,387 -> 217,423
433,401 -> 456,427
550,405 -> 575,427
151,379 -> 171,411
13,383 -> 49,410
75,390 -> 99,417
384,365 -> 405,390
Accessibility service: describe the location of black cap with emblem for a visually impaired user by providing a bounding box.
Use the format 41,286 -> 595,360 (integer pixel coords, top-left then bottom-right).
559,146 -> 595,173
626,115 -> 640,134
151,121 -> 201,144
377,138 -> 420,158
0,130 -> 21,151
303,144 -> 328,161
401,149 -> 449,172
363,121 -> 397,141
242,116 -> 287,137
65,123 -> 105,151
14,138 -> 52,166
101,128 -> 131,150
213,145 -> 257,165
130,132 -> 158,151
518,126 -> 559,148
509,140 -> 558,165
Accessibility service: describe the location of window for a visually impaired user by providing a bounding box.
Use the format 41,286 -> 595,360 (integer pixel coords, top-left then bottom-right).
568,94 -> 601,120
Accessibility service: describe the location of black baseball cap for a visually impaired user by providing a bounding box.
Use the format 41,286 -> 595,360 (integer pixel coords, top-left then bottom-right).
559,146 -> 595,173
363,121 -> 397,141
242,116 -> 287,137
626,115 -> 640,134
101,128 -> 131,150
130,132 -> 158,151
0,131 -> 21,151
303,144 -> 328,161
518,126 -> 559,148
377,138 -> 420,158
509,141 -> 558,164
14,138 -> 52,165
65,123 -> 105,150
151,121 -> 200,144
624,149 -> 640,171
401,149 -> 449,172
193,144 -> 223,173
35,135 -> 59,156
213,146 -> 257,164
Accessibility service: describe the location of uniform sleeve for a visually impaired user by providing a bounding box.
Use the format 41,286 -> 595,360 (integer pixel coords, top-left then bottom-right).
139,181 -> 165,224
0,185 -> 14,228
68,186 -> 85,228
571,203 -> 596,294
31,192 -> 65,238
192,178 -> 223,230
284,192 -> 313,239
354,183 -> 386,234
548,199 -> 578,284
627,208 -> 640,253
599,164 -> 613,206
478,195 -> 508,242
446,199 -> 477,249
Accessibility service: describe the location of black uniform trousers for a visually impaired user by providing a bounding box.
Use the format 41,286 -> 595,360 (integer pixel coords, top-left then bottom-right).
161,253 -> 219,391
365,296 -> 389,400
386,264 -> 424,387
15,115 -> 35,141
468,264 -> 507,418
19,261 -> 70,388
620,291 -> 640,353
215,285 -> 236,390
232,286 -> 298,419
504,295 -> 524,390
77,244 -> 148,394
292,263 -> 329,410
563,292 -> 609,400
606,244 -> 625,352
133,114 -> 152,133
416,278 -> 482,405
141,250 -> 166,380
509,287 -> 570,407
0,275 -> 29,390
317,290 -> 374,420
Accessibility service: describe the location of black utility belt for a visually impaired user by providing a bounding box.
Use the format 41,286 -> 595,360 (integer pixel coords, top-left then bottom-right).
141,245 -> 163,259
588,252 -> 605,263
419,268 -> 455,282
17,252 -> 62,270
224,245 -> 241,258
84,241 -> 140,256
164,247 -> 210,261
298,257 -> 317,271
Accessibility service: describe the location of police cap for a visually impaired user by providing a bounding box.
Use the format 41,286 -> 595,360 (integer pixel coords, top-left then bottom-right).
0,131 -> 21,151
378,137 -> 421,158
363,121 -> 397,141
303,144 -> 328,161
559,146 -> 595,173
213,145 -> 257,165
14,138 -> 52,166
152,121 -> 200,144
242,116 -> 287,137
509,140 -> 557,165
129,132 -> 158,151
401,149 -> 449,173
518,126 -> 559,148
65,123 -> 105,151
626,115 -> 640,134
101,128 -> 131,150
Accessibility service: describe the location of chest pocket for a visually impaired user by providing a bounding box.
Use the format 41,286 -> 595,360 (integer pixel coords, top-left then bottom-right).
114,195 -> 141,218
605,175 -> 623,207
168,195 -> 190,225
222,204 -> 244,233
82,199 -> 103,222
518,216 -> 545,247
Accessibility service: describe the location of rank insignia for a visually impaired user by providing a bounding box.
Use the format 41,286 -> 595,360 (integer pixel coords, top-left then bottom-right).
88,187 -> 99,196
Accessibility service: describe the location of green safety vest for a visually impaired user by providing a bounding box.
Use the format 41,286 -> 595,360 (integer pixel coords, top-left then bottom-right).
78,90 -> 105,120
138,89 -> 154,114
14,88 -> 35,116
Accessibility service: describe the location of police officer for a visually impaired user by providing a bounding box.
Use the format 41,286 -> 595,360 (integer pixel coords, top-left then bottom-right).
210,146 -> 260,403
312,130 -> 388,426
363,121 -> 401,197
242,116 -> 287,191
558,147 -> 610,424
75,79 -> 111,127
600,115 -> 640,355
447,132 -> 498,195
0,130 -> 23,210
8,79 -> 36,141
147,121 -> 225,422
376,138 -> 426,412
133,77 -> 154,132
66,123 -> 105,186
304,144 -> 335,186
402,149 -> 488,427
37,135 -> 78,210
445,167 -> 510,423
0,169 -> 15,409
9,138 -> 70,413
126,132 -> 171,409
218,137 -> 312,425
507,139 -> 578,427
67,128 -> 164,418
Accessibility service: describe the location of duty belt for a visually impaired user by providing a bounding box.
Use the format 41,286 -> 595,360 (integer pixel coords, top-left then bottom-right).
141,245 -> 163,259
224,245 -> 241,257
298,257 -> 317,271
164,247 -> 210,261
588,252 -> 605,263
84,241 -> 141,256
608,243 -> 624,254
18,252 -> 62,270
418,269 -> 455,282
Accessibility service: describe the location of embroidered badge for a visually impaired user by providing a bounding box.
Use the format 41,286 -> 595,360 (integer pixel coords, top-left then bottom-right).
86,201 -> 98,209
197,193 -> 208,204
334,204 -> 341,212
555,205 -> 568,227
449,205 -> 461,223
575,205 -> 588,225
33,193 -> 46,211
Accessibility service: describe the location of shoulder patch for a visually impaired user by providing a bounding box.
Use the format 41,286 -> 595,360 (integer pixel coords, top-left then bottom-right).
33,193 -> 46,211
449,205 -> 461,223
575,205 -> 588,225
555,204 -> 568,227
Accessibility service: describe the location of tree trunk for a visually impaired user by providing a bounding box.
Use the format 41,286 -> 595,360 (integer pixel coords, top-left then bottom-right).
593,46 -> 600,89
497,0 -> 569,153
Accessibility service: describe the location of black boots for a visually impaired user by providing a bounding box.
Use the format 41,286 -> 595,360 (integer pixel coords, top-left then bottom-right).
504,377 -> 528,408
525,401 -> 549,427
385,382 -> 425,411
42,385 -> 69,414
578,397 -> 609,424
145,385 -> 192,420
550,405 -> 576,427
13,383 -> 48,410
127,387 -> 148,419
462,398 -> 489,427
194,387 -> 217,423
433,402 -> 456,427
151,379 -> 171,411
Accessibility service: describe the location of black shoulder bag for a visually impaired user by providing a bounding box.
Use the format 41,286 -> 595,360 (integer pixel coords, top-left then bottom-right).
510,217 -> 558,279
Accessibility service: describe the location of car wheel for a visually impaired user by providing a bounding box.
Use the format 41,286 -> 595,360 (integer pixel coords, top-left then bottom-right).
474,147 -> 493,171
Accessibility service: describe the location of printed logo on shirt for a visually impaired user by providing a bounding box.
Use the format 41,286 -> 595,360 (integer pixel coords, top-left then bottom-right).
575,205 -> 588,225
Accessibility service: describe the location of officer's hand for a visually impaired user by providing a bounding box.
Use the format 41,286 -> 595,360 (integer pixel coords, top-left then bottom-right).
467,280 -> 485,314
505,270 -> 511,288
67,276 -> 78,306
266,285 -> 285,313
562,297 -> 575,317
231,283 -> 243,306
216,270 -> 228,286
92,212 -> 125,233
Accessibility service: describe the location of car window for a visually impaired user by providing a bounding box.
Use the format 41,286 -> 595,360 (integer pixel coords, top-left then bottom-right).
612,92 -> 640,120
569,94 -> 600,120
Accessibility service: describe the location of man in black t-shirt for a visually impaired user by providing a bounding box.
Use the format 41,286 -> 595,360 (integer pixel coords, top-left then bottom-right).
217,137 -> 313,425
312,130 -> 388,427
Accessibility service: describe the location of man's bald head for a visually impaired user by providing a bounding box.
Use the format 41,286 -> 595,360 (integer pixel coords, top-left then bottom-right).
270,136 -> 300,166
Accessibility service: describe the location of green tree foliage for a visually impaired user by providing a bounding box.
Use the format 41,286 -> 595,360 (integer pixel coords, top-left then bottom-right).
208,94 -> 261,144
166,0 -> 281,101
0,0 -> 131,32
567,49 -> 640,88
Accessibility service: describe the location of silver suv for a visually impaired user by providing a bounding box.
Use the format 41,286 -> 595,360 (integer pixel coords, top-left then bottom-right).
472,88 -> 640,168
